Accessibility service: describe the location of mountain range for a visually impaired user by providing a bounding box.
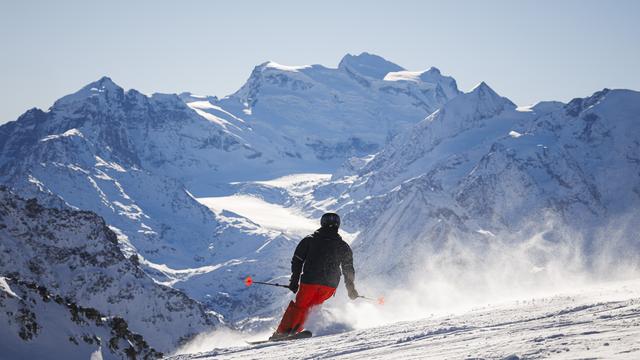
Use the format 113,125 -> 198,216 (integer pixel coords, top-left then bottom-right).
1,52 -> 638,356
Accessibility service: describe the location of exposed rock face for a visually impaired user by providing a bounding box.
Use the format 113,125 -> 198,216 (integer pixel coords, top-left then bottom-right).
0,187 -> 217,352
0,76 -> 296,325
0,277 -> 162,360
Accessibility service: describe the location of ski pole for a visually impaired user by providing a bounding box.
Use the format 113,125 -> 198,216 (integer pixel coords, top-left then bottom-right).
252,281 -> 289,288
244,276 -> 289,289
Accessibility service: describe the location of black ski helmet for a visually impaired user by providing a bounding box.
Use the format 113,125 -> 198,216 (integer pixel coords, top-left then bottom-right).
320,212 -> 340,229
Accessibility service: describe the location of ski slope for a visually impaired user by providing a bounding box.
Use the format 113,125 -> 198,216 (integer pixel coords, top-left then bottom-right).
169,279 -> 640,359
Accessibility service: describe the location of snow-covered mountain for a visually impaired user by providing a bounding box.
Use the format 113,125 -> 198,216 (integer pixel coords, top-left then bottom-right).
323,84 -> 640,287
0,76 -> 300,323
2,51 -> 639,359
0,276 -> 162,360
0,53 -> 460,328
180,52 -> 460,185
0,187 -> 217,353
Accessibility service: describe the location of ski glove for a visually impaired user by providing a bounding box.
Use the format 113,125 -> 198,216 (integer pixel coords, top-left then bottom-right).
347,287 -> 359,300
288,279 -> 299,294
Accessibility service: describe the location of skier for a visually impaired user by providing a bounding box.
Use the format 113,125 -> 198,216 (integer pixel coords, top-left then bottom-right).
269,212 -> 359,340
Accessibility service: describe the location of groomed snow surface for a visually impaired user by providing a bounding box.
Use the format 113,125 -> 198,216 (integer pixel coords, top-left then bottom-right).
169,279 -> 640,359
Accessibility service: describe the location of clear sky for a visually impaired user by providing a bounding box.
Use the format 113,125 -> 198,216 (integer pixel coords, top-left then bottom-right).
1,0 -> 638,123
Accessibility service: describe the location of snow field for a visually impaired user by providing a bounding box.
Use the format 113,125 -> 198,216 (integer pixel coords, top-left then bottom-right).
169,279 -> 640,359
199,194 -> 318,238
198,173 -> 359,241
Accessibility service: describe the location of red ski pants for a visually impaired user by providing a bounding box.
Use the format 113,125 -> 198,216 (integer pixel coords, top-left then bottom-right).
276,283 -> 336,334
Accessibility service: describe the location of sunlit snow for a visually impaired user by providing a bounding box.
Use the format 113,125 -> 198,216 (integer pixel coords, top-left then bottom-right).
509,130 -> 523,138
40,128 -> 84,142
0,277 -> 20,299
383,70 -> 435,83
264,61 -> 312,72
170,279 -> 640,359
199,194 -> 318,238
252,173 -> 331,189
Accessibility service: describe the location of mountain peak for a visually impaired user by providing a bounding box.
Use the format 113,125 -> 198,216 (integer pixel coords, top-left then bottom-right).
565,88 -> 611,117
435,81 -> 516,121
338,52 -> 405,79
262,61 -> 312,73
53,76 -> 125,108
88,76 -> 121,90
468,82 -> 514,106
470,81 -> 493,94
426,66 -> 441,75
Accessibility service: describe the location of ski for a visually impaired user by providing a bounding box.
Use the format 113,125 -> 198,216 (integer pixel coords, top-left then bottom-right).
246,330 -> 313,345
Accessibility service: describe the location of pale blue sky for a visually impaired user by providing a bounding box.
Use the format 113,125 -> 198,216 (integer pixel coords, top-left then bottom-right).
1,0 -> 638,123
